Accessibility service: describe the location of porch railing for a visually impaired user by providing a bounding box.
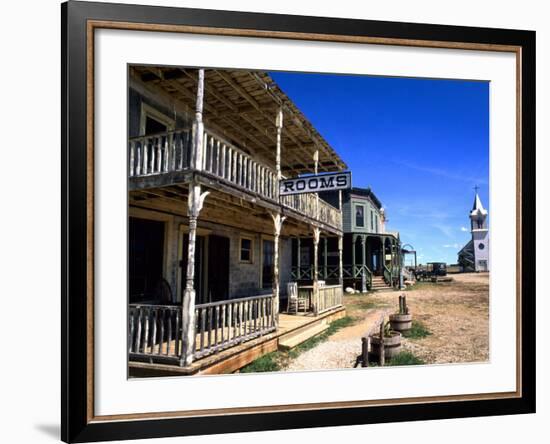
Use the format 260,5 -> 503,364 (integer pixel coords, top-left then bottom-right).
128,295 -> 277,365
316,285 -> 343,314
194,294 -> 276,359
291,265 -> 340,281
129,128 -> 342,230
128,304 -> 182,364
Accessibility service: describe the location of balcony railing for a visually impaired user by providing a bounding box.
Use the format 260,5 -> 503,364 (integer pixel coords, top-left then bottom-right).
129,128 -> 342,230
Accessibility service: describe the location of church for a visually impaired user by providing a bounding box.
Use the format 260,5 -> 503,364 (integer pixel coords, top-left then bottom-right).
457,190 -> 490,272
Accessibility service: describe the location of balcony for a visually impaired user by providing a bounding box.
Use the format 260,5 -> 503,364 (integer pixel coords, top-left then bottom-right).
129,128 -> 342,232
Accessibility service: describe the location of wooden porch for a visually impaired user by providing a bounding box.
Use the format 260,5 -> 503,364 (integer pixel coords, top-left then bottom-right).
129,305 -> 346,377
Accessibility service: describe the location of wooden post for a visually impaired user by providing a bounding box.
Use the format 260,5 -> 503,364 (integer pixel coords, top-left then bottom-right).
352,234 -> 356,278
191,69 -> 205,171
379,322 -> 385,366
361,336 -> 370,367
323,237 -> 328,281
338,235 -> 344,287
180,70 -> 208,367
270,212 -> 286,328
180,183 -> 209,366
313,226 -> 320,315
361,235 -> 367,293
297,236 -> 301,279
276,108 -> 283,183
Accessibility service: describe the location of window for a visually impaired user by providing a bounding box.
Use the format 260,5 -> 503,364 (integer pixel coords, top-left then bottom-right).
139,102 -> 175,136
262,240 -> 275,289
240,237 -> 253,263
374,214 -> 379,233
355,204 -> 365,227
478,242 -> 485,250
370,210 -> 374,231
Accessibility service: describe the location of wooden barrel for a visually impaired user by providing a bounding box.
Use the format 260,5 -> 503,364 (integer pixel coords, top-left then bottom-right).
389,313 -> 412,332
370,331 -> 402,359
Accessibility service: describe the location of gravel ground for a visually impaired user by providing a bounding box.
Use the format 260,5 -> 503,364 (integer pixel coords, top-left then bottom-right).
282,273 -> 489,370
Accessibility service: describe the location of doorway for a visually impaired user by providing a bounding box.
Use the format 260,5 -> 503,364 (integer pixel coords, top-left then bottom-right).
129,217 -> 165,303
180,233 -> 230,304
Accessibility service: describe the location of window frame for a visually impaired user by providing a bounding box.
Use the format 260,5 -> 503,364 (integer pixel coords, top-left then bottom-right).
355,203 -> 365,228
239,236 -> 254,264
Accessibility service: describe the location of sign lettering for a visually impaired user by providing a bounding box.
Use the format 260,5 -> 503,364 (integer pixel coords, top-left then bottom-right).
279,172 -> 351,196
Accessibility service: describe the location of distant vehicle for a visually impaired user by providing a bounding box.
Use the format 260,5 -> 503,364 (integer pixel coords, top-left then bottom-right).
415,262 -> 447,281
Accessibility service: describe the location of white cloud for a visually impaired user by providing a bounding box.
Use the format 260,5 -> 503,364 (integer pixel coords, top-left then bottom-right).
443,243 -> 462,249
460,226 -> 469,232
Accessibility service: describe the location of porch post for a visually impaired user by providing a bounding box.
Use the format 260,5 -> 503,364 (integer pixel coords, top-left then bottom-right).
361,235 -> 367,293
338,235 -> 344,287
323,237 -> 328,280
180,69 -> 208,367
270,212 -> 286,329
297,236 -> 301,279
276,108 -> 283,183
181,183 -> 209,366
352,234 -> 357,276
191,69 -> 205,171
313,227 -> 321,315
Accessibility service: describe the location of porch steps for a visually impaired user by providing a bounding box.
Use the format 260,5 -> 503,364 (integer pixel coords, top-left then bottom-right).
371,276 -> 393,291
278,321 -> 330,350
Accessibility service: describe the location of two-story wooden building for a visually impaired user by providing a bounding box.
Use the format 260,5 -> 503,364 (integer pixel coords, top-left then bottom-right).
336,187 -> 402,291
290,187 -> 403,292
127,67 -> 347,374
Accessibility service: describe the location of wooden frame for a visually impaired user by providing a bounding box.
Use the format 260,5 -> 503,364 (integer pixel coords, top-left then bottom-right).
62,1 -> 535,442
239,235 -> 254,264
138,102 -> 176,136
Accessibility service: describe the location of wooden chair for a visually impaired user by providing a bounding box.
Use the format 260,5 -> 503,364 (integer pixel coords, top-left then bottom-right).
286,282 -> 306,314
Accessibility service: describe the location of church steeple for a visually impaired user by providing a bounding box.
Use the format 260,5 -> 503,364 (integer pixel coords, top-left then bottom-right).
470,188 -> 488,231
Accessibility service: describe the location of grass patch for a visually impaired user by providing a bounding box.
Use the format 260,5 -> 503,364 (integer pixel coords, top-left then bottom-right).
240,352 -> 280,373
386,351 -> 425,366
402,320 -> 431,339
241,316 -> 355,373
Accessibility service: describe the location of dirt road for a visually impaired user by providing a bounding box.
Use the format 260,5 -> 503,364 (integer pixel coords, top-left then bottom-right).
283,273 -> 489,371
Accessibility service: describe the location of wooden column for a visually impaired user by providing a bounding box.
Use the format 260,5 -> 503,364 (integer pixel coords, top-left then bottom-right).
352,234 -> 357,277
270,212 -> 286,328
276,108 -> 283,183
338,235 -> 344,287
297,236 -> 301,279
191,69 -> 205,171
323,237 -> 328,281
313,226 -> 321,315
361,235 -> 367,293
180,70 -> 208,367
181,183 -> 209,366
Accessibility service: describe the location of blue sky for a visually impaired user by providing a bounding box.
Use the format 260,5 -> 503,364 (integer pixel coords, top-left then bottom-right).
270,71 -> 489,265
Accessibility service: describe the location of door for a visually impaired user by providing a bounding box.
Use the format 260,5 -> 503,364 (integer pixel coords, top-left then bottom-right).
207,235 -> 230,302
262,239 -> 275,289
129,217 -> 165,303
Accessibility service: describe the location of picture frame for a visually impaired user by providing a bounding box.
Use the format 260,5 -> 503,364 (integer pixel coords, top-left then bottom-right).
61,1 -> 536,442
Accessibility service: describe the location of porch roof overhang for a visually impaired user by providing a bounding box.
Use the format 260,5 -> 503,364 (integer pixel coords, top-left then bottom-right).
130,66 -> 348,177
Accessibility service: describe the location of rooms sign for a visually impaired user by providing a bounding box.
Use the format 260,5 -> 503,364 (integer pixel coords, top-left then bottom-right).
279,171 -> 351,196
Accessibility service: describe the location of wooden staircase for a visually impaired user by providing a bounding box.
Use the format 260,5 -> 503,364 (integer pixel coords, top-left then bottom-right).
370,275 -> 393,292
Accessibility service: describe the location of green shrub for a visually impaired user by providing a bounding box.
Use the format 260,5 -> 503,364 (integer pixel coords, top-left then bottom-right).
402,320 -> 431,339
387,351 -> 425,366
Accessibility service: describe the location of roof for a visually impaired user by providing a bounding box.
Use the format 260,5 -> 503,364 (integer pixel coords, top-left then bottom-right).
129,66 -> 347,177
458,239 -> 474,256
347,187 -> 383,209
470,193 -> 488,218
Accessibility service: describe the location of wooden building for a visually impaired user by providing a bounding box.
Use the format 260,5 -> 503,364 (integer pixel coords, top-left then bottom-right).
319,187 -> 402,292
127,67 -> 347,371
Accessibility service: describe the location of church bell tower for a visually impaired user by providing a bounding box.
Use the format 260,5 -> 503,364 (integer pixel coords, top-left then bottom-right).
469,189 -> 489,272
